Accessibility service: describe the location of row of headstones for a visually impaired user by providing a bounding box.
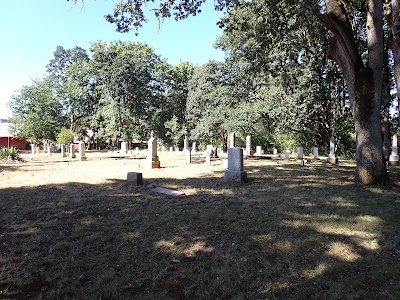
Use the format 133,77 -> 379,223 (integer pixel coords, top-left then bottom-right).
30,142 -> 87,160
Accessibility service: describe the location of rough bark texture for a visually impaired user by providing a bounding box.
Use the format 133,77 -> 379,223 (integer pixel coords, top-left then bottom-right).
392,0 -> 400,124
322,0 -> 387,185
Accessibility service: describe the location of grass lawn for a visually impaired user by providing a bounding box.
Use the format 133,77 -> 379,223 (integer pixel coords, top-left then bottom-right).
1,150 -> 400,299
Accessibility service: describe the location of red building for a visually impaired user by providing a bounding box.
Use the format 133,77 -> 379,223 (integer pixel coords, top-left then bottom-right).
0,121 -> 28,150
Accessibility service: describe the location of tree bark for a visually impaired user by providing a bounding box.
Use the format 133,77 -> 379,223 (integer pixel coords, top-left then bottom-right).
392,0 -> 400,124
321,0 -> 387,184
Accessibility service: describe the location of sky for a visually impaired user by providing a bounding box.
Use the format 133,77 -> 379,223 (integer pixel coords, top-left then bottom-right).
0,0 -> 225,119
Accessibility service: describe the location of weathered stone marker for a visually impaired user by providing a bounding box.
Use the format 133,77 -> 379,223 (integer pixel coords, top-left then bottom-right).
284,150 -> 291,160
192,142 -> 197,153
255,146 -> 262,156
229,132 -> 236,148
69,144 -> 76,158
120,142 -> 128,155
61,144 -> 65,157
30,144 -> 35,155
78,141 -> 86,160
389,134 -> 399,166
327,135 -> 338,164
313,147 -> 319,159
225,147 -> 247,182
127,172 -> 143,186
245,135 -> 251,156
183,136 -> 188,151
185,147 -> 192,164
297,147 -> 303,159
146,131 -> 160,169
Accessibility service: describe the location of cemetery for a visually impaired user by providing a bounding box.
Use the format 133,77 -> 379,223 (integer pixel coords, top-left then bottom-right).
1,138 -> 400,299
2,0 -> 400,299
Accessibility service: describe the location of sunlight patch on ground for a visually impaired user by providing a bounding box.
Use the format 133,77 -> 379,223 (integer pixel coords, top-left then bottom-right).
326,242 -> 361,262
302,263 -> 329,279
121,231 -> 141,241
154,238 -> 214,258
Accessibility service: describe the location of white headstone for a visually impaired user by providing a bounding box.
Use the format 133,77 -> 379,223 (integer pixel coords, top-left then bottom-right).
297,147 -> 303,159
169,147 -> 173,152
183,136 -> 188,151
69,144 -> 76,158
313,147 -> 319,159
43,142 -> 48,153
389,134 -> 399,166
135,147 -> 139,155
273,148 -> 278,155
229,132 -> 236,148
285,150 -> 291,160
120,142 -> 128,155
175,146 -> 180,152
146,132 -> 160,169
60,145 -> 65,157
185,148 -> 191,164
329,136 -> 336,157
30,144 -> 35,155
255,146 -> 262,156
162,146 -> 166,153
78,142 -> 86,160
224,147 -> 247,182
205,151 -> 211,166
245,135 -> 251,156
328,135 -> 338,164
192,142 -> 197,153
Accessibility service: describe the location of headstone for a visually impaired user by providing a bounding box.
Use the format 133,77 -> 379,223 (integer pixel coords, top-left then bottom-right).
229,132 -> 236,148
255,146 -> 262,156
60,145 -> 65,157
175,146 -> 180,152
78,141 -> 86,160
146,131 -> 160,169
30,144 -> 35,156
284,150 -> 291,160
327,135 -> 338,164
120,142 -> 128,155
135,147 -> 139,155
389,134 -> 399,166
69,144 -> 76,158
43,142 -> 48,153
192,142 -> 197,153
297,147 -> 303,159
206,144 -> 213,154
224,147 -> 248,182
127,172 -> 143,186
36,147 -> 40,155
169,147 -> 173,152
183,136 -> 188,151
205,151 -> 211,166
47,145 -> 51,155
273,148 -> 278,155
313,147 -> 319,159
185,148 -> 191,164
245,135 -> 251,156
162,146 -> 166,153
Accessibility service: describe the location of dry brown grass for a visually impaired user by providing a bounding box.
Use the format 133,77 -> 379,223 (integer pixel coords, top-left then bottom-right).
1,150 -> 400,299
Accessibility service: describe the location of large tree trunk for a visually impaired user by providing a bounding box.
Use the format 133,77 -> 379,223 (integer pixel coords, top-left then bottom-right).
321,0 -> 387,184
392,0 -> 400,124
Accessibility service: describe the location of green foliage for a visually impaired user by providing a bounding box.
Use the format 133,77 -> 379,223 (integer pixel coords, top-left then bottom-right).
56,128 -> 75,144
0,147 -> 23,161
164,115 -> 187,146
9,76 -> 65,143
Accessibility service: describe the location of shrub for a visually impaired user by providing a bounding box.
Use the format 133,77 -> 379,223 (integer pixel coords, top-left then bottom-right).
0,147 -> 23,161
57,128 -> 75,145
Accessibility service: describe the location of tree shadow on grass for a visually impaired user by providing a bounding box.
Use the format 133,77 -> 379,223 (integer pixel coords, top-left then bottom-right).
1,162 -> 400,299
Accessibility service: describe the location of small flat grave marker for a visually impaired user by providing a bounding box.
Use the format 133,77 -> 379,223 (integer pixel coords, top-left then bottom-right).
151,187 -> 185,197
127,172 -> 143,186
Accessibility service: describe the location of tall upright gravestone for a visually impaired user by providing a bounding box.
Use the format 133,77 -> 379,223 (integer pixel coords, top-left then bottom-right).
225,147 -> 247,182
389,134 -> 399,166
146,131 -> 160,169
78,142 -> 86,160
327,135 -> 338,164
229,133 -> 236,148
